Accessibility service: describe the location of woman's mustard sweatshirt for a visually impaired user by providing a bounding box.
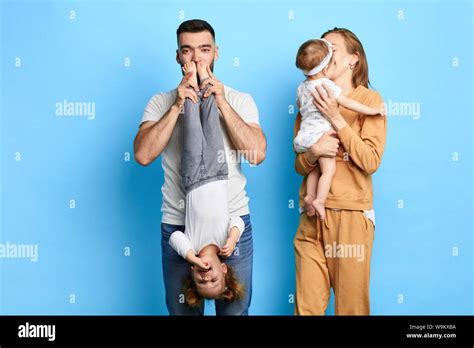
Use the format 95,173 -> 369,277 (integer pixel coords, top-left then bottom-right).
294,85 -> 387,211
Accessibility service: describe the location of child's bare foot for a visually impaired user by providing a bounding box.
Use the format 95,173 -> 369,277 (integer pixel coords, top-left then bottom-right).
182,61 -> 198,90
312,198 -> 326,221
196,61 -> 210,85
304,194 -> 316,217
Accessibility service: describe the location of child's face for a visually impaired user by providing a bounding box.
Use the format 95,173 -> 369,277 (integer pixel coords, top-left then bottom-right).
192,253 -> 228,299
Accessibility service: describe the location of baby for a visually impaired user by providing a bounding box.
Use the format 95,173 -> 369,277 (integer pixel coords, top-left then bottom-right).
294,38 -> 384,220
169,61 -> 244,306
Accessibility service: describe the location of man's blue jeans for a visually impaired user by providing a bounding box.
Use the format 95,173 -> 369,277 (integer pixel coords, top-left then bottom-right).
161,214 -> 253,315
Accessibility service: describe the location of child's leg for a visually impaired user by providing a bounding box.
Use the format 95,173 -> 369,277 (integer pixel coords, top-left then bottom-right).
199,85 -> 229,181
195,61 -> 228,181
312,156 -> 336,221
304,167 -> 320,217
181,91 -> 204,194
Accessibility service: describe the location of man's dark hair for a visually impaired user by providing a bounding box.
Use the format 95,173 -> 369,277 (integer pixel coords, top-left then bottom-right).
176,19 -> 215,45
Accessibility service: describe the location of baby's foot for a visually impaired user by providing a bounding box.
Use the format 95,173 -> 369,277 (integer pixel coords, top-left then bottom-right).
182,61 -> 198,90
196,61 -> 210,85
304,194 -> 316,217
312,198 -> 326,221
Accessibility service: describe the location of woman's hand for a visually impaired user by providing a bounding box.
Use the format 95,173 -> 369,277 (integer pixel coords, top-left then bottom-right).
311,83 -> 348,131
305,130 -> 340,164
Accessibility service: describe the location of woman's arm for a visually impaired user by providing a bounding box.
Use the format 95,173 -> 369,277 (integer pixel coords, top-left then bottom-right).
294,152 -> 317,176
312,84 -> 387,175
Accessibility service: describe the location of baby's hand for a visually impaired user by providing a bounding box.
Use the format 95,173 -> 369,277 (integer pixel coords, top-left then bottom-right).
219,239 -> 236,258
219,231 -> 239,258
367,103 -> 385,116
193,258 -> 210,271
373,103 -> 386,116
185,250 -> 210,270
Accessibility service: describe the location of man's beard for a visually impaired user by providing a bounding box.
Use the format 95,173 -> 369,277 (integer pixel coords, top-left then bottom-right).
180,60 -> 214,85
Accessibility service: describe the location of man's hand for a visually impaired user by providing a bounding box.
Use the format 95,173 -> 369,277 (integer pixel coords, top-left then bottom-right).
175,71 -> 199,108
200,65 -> 227,108
197,65 -> 266,165
219,227 -> 239,258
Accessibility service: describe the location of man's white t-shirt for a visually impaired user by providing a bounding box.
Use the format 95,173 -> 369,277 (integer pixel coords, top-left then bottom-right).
139,86 -> 260,225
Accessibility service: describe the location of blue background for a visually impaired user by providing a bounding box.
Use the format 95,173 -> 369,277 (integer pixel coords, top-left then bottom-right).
1,0 -> 472,315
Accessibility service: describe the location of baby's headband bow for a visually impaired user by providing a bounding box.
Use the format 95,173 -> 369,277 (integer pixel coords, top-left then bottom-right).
302,38 -> 333,76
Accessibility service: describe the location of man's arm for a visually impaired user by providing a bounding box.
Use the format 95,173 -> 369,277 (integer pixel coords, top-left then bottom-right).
134,105 -> 181,166
134,72 -> 198,166
200,65 -> 266,166
219,101 -> 266,166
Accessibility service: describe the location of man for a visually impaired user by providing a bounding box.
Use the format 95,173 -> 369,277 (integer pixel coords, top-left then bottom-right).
133,19 -> 266,315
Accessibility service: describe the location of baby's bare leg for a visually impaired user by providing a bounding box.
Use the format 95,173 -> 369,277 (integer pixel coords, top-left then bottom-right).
304,167 -> 320,217
312,156 -> 336,221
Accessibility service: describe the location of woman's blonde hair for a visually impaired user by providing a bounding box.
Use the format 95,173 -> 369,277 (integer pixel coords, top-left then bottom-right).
321,27 -> 370,88
183,263 -> 245,307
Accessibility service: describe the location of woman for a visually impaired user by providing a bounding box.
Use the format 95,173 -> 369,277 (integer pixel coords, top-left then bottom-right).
293,27 -> 387,315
